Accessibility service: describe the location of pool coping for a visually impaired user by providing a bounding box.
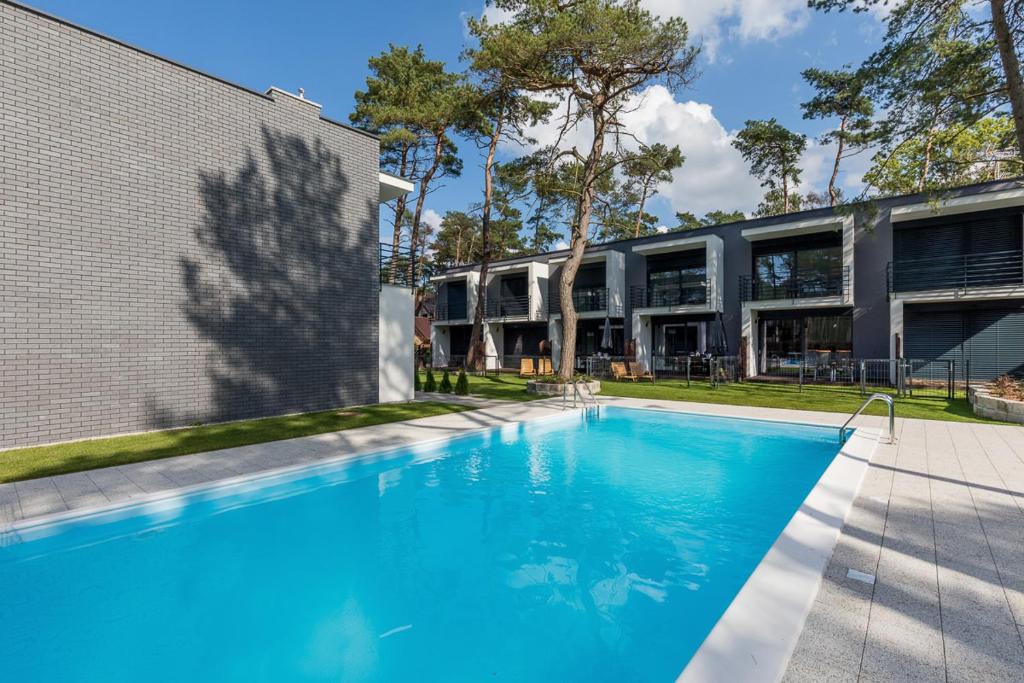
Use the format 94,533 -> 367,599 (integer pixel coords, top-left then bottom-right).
1,396 -> 884,682
678,416 -> 881,683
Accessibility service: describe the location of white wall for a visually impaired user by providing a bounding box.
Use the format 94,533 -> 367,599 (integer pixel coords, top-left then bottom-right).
379,284 -> 415,402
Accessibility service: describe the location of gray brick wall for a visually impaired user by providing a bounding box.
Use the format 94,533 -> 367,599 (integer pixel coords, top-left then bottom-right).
0,1 -> 381,449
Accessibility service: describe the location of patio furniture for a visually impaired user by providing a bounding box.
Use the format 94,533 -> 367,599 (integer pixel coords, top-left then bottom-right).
611,361 -> 637,382
628,361 -> 655,382
538,358 -> 554,376
519,358 -> 538,378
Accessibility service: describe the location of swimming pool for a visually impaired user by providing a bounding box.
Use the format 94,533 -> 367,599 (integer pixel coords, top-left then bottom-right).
0,407 -> 843,682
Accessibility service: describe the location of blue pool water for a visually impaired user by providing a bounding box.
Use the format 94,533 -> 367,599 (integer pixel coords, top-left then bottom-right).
0,407 -> 838,682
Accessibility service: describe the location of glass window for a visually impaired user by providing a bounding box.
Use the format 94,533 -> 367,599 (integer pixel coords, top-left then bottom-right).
754,253 -> 794,299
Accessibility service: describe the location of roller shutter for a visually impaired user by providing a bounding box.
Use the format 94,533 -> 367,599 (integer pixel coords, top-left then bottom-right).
905,307 -> 1024,380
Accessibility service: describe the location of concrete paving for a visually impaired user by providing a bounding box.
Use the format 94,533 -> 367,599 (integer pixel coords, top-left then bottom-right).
2,395 -> 1022,681
783,418 -> 1024,682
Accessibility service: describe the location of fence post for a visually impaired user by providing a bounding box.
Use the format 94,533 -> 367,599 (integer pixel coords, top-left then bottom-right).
686,357 -> 691,387
798,360 -> 804,392
897,361 -> 904,397
965,359 -> 970,398
948,360 -> 954,400
860,360 -> 866,396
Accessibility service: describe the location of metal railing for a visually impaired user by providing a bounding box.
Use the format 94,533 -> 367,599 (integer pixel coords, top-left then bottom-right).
485,294 -> 532,319
548,286 -> 608,314
887,249 -> 1023,294
648,355 -> 741,387
563,379 -> 600,412
753,356 -> 958,399
840,393 -> 895,444
739,266 -> 849,302
379,243 -> 413,287
630,282 -> 708,308
434,300 -> 468,321
431,354 -> 499,375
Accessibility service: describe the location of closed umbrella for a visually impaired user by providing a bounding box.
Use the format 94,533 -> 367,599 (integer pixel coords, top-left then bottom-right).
600,316 -> 613,350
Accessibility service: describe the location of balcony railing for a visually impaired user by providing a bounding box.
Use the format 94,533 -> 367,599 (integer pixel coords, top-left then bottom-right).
630,282 -> 708,308
887,249 -> 1024,294
739,266 -> 849,302
485,294 -> 532,319
548,286 -> 608,314
434,300 -> 468,321
379,243 -> 412,287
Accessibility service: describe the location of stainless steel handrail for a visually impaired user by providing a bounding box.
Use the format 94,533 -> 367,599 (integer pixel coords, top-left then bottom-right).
840,392 -> 894,444
562,379 -> 599,412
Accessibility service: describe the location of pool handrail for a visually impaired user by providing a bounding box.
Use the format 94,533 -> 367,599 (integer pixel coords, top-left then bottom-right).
840,392 -> 894,444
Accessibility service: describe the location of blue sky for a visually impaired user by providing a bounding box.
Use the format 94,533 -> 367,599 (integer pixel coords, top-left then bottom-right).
28,0 -> 890,242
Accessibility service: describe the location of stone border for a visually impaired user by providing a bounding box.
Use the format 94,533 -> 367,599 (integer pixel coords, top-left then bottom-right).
969,386 -> 1024,424
526,379 -> 601,396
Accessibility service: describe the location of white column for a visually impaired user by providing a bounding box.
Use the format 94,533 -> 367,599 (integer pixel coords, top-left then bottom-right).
431,323 -> 449,369
485,322 -> 501,370
379,284 -> 414,402
633,310 -> 652,371
741,306 -> 757,378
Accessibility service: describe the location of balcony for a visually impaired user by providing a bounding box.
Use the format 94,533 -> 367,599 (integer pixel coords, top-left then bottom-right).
548,286 -> 610,315
739,266 -> 850,303
434,300 -> 468,322
630,282 -> 708,309
485,294 -> 532,320
887,250 -> 1024,296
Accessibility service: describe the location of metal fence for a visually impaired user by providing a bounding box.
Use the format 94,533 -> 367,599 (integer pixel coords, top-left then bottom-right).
430,354 -> 499,375
757,357 -> 960,399
648,355 -> 741,387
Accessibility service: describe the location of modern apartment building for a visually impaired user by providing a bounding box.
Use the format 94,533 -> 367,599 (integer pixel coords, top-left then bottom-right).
0,1 -> 413,449
431,179 -> 1024,382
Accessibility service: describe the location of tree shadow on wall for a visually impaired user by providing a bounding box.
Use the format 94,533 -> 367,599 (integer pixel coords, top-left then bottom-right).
179,126 -> 376,425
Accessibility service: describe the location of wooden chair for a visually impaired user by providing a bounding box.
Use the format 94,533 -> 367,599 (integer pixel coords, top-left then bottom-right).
611,361 -> 636,382
519,358 -> 538,378
538,358 -> 554,376
628,361 -> 655,382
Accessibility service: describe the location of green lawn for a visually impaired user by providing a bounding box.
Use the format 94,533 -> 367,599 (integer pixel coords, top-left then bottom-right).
0,402 -> 470,484
424,371 -> 998,424
419,371 -> 544,402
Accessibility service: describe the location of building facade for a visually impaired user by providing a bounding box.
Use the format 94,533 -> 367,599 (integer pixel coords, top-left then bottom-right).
431,180 -> 1024,382
1,1 -> 410,448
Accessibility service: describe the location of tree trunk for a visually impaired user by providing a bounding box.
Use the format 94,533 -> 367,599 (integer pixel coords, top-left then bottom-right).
633,182 -> 651,238
991,0 -> 1024,161
920,131 -> 935,192
782,173 -> 790,214
828,117 -> 846,206
559,103 -> 607,380
409,132 -> 445,286
468,109 -> 505,371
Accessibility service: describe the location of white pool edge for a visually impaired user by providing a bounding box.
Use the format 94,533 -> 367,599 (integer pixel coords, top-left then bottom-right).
677,425 -> 880,683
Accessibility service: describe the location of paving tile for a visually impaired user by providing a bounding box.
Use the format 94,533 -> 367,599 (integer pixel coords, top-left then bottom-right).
85,467 -> 145,503
0,482 -> 21,526
13,477 -> 67,518
942,613 -> 1024,683
49,472 -> 108,510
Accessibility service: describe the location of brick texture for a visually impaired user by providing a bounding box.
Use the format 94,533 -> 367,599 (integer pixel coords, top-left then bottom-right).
0,2 -> 381,448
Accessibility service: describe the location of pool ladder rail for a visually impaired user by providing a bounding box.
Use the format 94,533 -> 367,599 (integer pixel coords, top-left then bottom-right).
840,392 -> 895,445
563,379 -> 600,414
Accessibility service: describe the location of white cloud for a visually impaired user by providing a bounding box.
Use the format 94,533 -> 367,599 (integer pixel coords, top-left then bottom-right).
642,0 -> 810,60
421,208 -> 443,231
655,225 -> 670,234
554,240 -> 570,250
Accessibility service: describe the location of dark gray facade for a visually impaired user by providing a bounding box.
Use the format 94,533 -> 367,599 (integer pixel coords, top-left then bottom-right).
1,1 -> 381,448
435,178 -> 1024,378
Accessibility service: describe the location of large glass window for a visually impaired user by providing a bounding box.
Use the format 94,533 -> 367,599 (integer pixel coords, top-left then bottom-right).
647,252 -> 707,306
752,235 -> 843,300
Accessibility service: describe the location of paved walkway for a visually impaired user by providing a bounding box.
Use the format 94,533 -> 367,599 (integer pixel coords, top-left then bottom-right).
783,417 -> 1024,682
2,397 -> 1022,681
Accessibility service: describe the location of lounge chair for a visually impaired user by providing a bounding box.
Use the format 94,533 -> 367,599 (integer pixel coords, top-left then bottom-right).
628,361 -> 655,382
611,361 -> 636,382
538,358 -> 554,376
519,358 -> 538,378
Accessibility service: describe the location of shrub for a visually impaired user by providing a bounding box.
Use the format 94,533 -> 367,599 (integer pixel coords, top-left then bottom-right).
991,375 -> 1024,401
414,370 -> 422,392
424,370 -> 437,392
455,370 -> 470,395
440,370 -> 453,393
